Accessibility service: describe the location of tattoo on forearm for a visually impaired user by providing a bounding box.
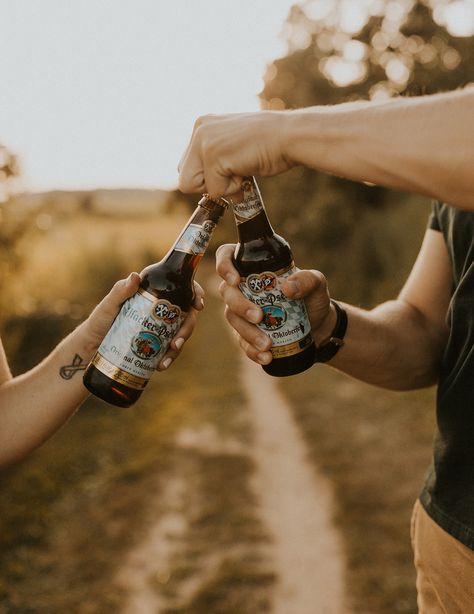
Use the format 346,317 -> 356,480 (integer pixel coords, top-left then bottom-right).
60,354 -> 87,380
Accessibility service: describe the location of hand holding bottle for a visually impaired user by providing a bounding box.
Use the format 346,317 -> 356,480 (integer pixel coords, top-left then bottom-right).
84,195 -> 227,407
83,273 -> 205,371
216,244 -> 336,366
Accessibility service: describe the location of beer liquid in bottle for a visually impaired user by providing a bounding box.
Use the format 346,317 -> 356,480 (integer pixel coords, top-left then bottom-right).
232,177 -> 315,376
83,195 -> 228,407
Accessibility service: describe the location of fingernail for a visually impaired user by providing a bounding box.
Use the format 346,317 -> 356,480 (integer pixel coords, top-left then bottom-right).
258,352 -> 272,365
246,308 -> 261,324
174,338 -> 184,350
162,357 -> 172,369
256,335 -> 270,351
200,297 -> 205,309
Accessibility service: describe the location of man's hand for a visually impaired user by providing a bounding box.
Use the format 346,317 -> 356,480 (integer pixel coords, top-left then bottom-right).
83,272 -> 205,370
215,244 -> 336,365
178,90 -> 474,209
178,111 -> 292,199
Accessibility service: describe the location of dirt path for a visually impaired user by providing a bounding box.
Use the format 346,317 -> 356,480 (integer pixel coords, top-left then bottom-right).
115,276 -> 349,612
241,357 -> 349,614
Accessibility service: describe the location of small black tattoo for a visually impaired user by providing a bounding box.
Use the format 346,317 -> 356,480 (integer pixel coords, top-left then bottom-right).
60,354 -> 87,380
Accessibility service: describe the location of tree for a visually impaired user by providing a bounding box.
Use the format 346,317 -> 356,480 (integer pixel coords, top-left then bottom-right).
258,0 -> 474,304
0,145 -> 19,204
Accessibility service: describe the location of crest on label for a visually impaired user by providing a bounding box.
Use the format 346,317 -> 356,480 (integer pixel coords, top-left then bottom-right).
152,300 -> 181,324
246,272 -> 277,294
203,220 -> 216,234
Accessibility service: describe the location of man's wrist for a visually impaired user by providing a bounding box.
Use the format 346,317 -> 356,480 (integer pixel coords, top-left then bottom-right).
314,300 -> 348,363
283,107 -> 336,170
313,300 -> 337,346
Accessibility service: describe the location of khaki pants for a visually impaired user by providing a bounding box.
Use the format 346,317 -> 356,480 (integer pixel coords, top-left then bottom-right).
411,500 -> 474,613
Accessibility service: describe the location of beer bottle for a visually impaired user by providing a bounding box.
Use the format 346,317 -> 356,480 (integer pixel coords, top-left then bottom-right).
232,177 -> 315,376
83,194 -> 228,407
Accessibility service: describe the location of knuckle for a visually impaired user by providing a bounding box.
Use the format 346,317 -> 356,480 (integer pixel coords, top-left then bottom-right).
112,279 -> 125,293
195,113 -> 214,128
311,269 -> 327,289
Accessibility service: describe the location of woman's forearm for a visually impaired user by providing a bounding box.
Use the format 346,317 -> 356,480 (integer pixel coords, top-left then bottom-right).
284,89 -> 474,209
0,321 -> 95,468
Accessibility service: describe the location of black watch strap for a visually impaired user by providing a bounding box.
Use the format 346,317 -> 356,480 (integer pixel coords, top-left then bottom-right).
314,300 -> 348,363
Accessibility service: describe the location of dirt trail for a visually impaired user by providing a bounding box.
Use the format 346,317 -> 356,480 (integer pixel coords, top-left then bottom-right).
115,284 -> 349,612
241,357 -> 349,614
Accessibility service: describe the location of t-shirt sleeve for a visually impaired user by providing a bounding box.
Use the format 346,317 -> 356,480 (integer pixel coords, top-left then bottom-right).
428,201 -> 442,232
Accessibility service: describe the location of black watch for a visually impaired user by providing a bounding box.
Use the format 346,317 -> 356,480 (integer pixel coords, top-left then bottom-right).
314,300 -> 348,363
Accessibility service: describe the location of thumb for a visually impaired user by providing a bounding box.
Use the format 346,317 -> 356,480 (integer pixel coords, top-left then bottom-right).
100,272 -> 141,314
205,172 -> 243,200
84,272 -> 141,348
281,269 -> 328,300
89,272 -> 140,325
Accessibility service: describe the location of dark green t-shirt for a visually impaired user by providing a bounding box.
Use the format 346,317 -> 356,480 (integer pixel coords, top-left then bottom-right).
420,201 -> 474,550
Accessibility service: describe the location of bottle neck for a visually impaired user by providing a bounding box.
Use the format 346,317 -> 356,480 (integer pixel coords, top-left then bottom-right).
232,177 -> 274,243
163,197 -> 227,273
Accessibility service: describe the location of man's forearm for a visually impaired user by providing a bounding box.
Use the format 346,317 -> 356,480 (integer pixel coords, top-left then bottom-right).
0,322 -> 93,468
317,299 -> 448,390
284,89 -> 474,209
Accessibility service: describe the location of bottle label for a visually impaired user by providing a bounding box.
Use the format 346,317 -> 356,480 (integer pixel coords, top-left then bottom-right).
174,220 -> 216,255
92,288 -> 186,390
232,193 -> 264,225
239,266 -> 313,359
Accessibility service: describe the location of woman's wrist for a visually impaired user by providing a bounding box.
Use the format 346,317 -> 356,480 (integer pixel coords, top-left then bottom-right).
63,320 -> 101,363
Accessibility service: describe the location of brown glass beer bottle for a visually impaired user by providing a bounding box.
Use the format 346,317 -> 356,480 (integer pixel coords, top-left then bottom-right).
83,195 -> 228,407
232,177 -> 315,376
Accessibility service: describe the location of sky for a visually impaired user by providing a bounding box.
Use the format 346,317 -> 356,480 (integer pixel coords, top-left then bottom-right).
0,0 -> 295,192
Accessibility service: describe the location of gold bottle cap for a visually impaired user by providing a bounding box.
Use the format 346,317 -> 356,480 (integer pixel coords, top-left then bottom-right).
199,194 -> 229,209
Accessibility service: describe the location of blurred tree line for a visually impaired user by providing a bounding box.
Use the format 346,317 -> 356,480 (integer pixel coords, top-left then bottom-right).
0,145 -> 25,309
257,0 -> 474,306
1,0 -> 473,311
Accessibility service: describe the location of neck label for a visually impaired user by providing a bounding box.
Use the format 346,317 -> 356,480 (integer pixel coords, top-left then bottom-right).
232,194 -> 264,225
174,220 -> 216,255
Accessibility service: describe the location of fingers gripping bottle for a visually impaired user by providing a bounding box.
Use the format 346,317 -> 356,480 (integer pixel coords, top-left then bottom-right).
83,195 -> 228,407
232,177 -> 315,376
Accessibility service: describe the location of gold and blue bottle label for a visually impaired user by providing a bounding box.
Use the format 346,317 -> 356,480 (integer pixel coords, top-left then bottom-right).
92,288 -> 185,390
239,265 -> 313,359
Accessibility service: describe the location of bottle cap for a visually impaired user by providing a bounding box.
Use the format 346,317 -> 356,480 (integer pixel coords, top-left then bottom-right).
199,194 -> 229,209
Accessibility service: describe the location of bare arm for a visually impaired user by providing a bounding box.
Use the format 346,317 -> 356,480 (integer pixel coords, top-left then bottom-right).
216,229 -> 452,390
286,90 -> 474,209
179,88 -> 474,209
0,274 -> 203,468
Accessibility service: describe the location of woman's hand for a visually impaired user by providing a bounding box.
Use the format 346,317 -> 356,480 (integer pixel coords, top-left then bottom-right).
83,272 -> 205,369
